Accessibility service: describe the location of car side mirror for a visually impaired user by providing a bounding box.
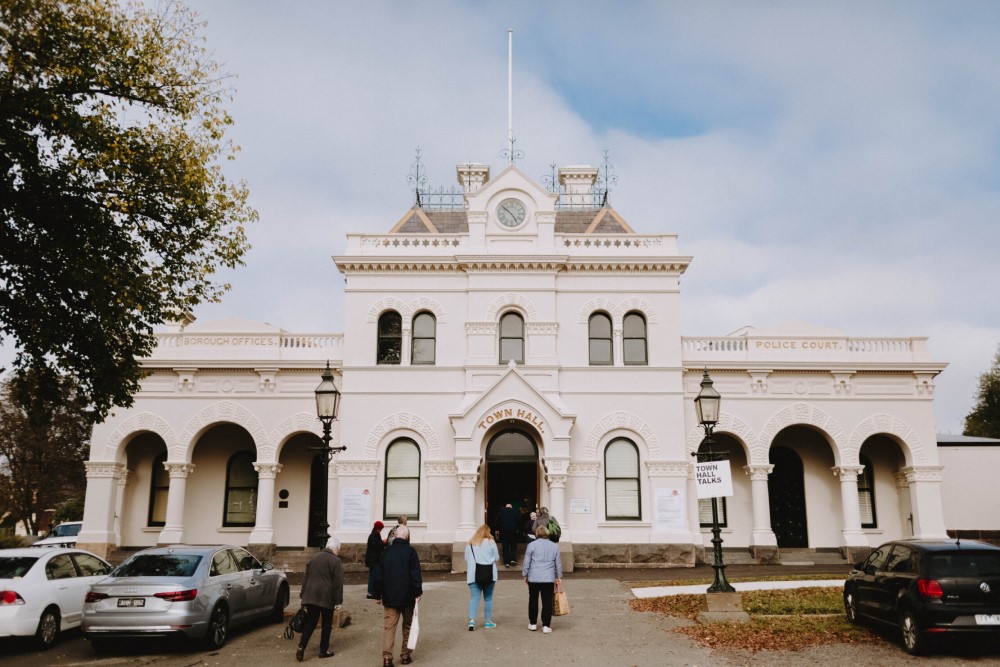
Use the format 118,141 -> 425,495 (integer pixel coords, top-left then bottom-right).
260,561 -> 273,572
853,561 -> 866,571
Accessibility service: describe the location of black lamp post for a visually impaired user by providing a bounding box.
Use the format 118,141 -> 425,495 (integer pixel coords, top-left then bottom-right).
692,369 -> 736,594
312,361 -> 345,546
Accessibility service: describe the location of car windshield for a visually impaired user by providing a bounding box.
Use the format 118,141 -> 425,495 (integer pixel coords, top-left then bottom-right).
929,552 -> 1000,577
111,554 -> 202,578
48,524 -> 82,538
0,556 -> 39,578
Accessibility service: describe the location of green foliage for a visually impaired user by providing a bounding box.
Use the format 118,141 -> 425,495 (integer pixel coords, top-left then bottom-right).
54,493 -> 86,523
0,528 -> 26,549
0,371 -> 92,535
964,344 -> 1000,438
0,0 -> 256,421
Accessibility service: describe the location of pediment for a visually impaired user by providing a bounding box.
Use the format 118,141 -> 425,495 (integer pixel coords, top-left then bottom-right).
465,164 -> 558,213
449,362 -> 576,440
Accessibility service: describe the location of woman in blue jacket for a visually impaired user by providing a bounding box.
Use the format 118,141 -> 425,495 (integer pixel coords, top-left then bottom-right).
464,524 -> 499,630
522,524 -> 562,633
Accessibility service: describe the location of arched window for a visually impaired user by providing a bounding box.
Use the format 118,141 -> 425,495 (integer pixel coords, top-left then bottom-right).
411,312 -> 436,365
224,451 -> 258,527
499,312 -> 524,364
148,452 -> 169,527
377,311 -> 402,365
858,455 -> 877,528
623,311 -> 647,366
589,312 -> 613,365
385,439 -> 420,520
605,438 -> 640,520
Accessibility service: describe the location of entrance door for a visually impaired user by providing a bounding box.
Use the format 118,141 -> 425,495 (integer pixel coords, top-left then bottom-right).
768,446 -> 808,548
484,430 -> 538,535
307,454 -> 326,547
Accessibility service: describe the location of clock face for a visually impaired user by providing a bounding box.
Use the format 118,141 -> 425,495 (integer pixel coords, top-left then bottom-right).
497,198 -> 527,228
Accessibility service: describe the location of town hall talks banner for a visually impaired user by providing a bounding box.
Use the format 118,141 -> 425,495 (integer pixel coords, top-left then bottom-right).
695,460 -> 734,500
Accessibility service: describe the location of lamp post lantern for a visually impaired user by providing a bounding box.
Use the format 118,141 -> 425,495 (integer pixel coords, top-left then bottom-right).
693,369 -> 736,594
312,361 -> 346,546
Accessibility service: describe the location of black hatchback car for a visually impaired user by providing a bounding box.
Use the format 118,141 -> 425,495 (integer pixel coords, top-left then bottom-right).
844,539 -> 1000,655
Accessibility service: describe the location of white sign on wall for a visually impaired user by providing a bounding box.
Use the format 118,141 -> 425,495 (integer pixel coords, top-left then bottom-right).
569,498 -> 591,514
695,461 -> 734,500
339,487 -> 373,530
654,487 -> 687,532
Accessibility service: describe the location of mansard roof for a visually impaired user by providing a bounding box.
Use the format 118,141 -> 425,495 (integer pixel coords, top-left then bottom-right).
388,206 -> 634,234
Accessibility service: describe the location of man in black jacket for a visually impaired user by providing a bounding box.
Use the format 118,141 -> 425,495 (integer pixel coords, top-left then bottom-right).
372,525 -> 422,667
365,521 -> 385,598
494,502 -> 521,566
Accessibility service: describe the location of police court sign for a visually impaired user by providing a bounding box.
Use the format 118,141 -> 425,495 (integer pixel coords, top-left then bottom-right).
695,461 -> 734,499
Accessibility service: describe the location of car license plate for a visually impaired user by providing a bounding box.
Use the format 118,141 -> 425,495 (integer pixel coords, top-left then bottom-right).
975,614 -> 1000,625
117,597 -> 145,608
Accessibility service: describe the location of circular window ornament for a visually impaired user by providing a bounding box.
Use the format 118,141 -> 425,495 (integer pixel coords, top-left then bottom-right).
496,198 -> 527,228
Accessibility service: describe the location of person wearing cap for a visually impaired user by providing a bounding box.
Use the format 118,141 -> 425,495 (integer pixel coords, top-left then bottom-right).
366,521 -> 386,599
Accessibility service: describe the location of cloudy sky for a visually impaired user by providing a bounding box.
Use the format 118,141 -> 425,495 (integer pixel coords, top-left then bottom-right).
25,1 -> 1000,432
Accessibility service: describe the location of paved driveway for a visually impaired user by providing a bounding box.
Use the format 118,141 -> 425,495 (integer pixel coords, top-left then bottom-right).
2,574 -> 999,666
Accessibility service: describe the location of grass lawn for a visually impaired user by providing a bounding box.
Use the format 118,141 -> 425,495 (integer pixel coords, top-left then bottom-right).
631,586 -> 884,652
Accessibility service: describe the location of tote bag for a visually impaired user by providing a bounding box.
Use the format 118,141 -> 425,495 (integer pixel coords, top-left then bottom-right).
553,581 -> 570,616
406,600 -> 420,650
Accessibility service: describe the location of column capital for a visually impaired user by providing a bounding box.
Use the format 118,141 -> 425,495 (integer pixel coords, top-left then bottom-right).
743,464 -> 774,481
546,474 -> 567,490
85,461 -> 125,478
901,465 -> 944,483
116,468 -> 131,485
457,474 -> 479,489
832,465 -> 865,481
164,462 -> 195,478
253,462 -> 283,479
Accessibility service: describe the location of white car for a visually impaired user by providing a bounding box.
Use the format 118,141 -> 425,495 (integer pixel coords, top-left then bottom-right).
32,521 -> 83,548
0,547 -> 112,648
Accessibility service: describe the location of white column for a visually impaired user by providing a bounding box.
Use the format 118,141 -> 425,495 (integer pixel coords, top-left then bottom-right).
158,463 -> 194,544
113,468 -> 130,546
903,466 -> 949,539
745,464 -> 778,548
613,327 -> 624,367
249,463 -> 282,545
78,462 -> 125,552
401,325 -> 411,366
833,465 -> 869,553
548,475 -> 567,535
457,474 -> 478,535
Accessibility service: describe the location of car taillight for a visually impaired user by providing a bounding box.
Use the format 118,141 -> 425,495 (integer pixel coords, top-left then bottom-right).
1,590 -> 25,605
917,578 -> 943,599
154,589 -> 198,602
85,591 -> 109,603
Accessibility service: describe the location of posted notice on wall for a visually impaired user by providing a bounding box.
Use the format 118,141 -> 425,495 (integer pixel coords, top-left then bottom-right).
569,498 -> 591,514
339,487 -> 373,531
654,487 -> 687,532
695,461 -> 734,499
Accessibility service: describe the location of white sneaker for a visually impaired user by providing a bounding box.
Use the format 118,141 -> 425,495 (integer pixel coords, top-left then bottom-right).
528,624 -> 537,631
542,626 -> 552,634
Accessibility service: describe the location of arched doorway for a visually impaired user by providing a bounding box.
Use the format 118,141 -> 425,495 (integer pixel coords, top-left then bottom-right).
485,430 -> 538,532
768,446 -> 808,547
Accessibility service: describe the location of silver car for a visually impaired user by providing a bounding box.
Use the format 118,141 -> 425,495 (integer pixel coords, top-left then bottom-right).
82,545 -> 288,650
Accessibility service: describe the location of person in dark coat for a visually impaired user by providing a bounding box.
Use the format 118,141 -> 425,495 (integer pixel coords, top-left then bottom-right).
494,502 -> 521,566
366,521 -> 386,598
296,537 -> 344,661
372,524 -> 422,667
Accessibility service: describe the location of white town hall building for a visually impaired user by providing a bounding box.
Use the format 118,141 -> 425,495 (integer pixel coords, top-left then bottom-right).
78,160 -> 953,571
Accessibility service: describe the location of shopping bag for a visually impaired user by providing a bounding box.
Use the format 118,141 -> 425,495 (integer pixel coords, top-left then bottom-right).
406,600 -> 420,650
553,582 -> 570,616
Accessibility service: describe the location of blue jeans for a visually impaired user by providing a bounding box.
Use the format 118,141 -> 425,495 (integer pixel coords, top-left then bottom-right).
468,581 -> 494,622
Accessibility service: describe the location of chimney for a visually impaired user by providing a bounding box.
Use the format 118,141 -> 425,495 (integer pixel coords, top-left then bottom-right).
456,163 -> 490,193
558,165 -> 598,194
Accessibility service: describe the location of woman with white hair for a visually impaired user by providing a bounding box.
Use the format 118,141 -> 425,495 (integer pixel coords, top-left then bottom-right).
296,536 -> 344,661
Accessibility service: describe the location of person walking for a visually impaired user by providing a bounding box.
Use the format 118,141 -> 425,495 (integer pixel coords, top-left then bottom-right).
372,524 -> 422,667
521,524 -> 562,634
365,521 -> 385,599
296,537 -> 344,661
464,524 -> 499,630
494,502 -> 521,566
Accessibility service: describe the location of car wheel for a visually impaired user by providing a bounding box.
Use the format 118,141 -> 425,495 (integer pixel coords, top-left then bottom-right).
204,603 -> 229,649
900,608 -> 925,656
844,590 -> 860,624
34,607 -> 60,649
271,583 -> 290,623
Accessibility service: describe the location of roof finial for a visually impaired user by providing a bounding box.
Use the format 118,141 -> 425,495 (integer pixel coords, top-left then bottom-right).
597,148 -> 619,207
407,147 -> 427,206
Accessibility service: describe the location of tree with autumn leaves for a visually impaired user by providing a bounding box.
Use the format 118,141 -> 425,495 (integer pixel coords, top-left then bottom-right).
0,0 -> 256,422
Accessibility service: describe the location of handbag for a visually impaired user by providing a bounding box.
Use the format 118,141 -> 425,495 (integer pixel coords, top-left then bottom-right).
284,606 -> 308,639
472,546 -> 493,588
553,581 -> 570,616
